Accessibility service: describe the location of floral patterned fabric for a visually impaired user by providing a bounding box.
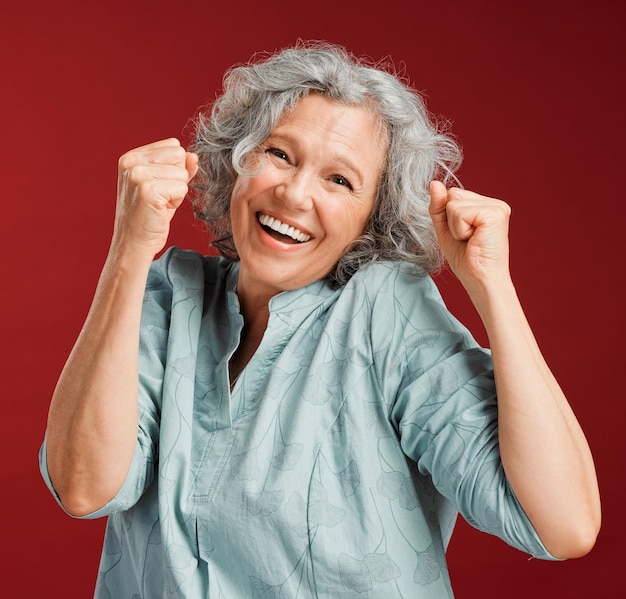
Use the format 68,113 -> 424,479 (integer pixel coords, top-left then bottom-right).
40,247 -> 554,598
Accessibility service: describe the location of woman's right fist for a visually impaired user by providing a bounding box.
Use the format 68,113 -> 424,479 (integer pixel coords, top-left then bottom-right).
113,138 -> 198,258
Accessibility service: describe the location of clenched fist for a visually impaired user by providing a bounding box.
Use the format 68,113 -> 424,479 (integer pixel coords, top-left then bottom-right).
429,180 -> 512,298
113,138 -> 198,259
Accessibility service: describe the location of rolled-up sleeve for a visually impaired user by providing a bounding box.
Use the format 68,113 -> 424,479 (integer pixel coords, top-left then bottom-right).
374,265 -> 558,560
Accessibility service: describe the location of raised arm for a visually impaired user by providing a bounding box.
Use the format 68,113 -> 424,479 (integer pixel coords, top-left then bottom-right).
428,181 -> 601,559
44,139 -> 198,516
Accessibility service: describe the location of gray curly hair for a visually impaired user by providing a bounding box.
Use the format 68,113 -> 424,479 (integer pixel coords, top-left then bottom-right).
189,41 -> 462,284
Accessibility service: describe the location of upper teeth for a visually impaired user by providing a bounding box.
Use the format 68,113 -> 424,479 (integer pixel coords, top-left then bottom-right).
258,214 -> 311,242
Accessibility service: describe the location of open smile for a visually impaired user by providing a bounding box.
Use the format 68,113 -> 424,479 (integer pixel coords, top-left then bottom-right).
257,213 -> 311,243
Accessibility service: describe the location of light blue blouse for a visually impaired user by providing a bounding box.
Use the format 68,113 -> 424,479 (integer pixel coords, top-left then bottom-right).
40,247 -> 554,598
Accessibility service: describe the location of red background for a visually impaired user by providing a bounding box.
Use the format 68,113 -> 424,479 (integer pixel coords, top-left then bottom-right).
1,0 -> 624,596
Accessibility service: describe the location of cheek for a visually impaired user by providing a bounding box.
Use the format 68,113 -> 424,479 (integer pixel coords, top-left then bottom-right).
323,202 -> 374,243
230,178 -> 259,227
230,177 -> 249,206
229,183 -> 250,244
231,170 -> 275,206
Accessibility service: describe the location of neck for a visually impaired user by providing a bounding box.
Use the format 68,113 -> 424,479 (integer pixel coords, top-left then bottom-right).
235,265 -> 279,334
229,283 -> 272,389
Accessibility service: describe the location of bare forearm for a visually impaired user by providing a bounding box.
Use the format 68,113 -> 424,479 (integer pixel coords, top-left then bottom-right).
45,140 -> 196,516
45,247 -> 153,516
429,183 -> 600,558
473,279 -> 601,558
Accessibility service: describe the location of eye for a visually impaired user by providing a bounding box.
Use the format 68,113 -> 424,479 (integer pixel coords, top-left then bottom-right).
331,175 -> 353,190
266,148 -> 289,162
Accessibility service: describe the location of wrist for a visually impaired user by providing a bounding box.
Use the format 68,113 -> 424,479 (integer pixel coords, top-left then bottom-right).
463,272 -> 520,330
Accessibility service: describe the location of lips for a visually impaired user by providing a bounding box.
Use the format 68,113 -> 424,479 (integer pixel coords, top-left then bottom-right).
257,213 -> 311,243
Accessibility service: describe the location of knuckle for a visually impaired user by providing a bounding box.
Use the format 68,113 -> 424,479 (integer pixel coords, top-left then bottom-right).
127,165 -> 146,185
135,178 -> 158,199
497,200 -> 512,217
139,177 -> 160,192
447,187 -> 463,200
118,153 -> 132,171
119,144 -> 144,164
172,146 -> 187,165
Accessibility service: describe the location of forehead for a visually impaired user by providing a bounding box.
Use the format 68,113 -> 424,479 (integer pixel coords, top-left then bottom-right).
277,93 -> 385,133
271,94 -> 388,172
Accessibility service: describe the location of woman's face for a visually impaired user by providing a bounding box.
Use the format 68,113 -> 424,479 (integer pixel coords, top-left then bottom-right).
230,93 -> 387,306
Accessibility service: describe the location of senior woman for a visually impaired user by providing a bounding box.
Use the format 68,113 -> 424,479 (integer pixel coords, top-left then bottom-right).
40,43 -> 600,598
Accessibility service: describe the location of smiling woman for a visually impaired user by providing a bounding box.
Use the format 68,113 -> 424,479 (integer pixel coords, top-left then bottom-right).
231,95 -> 385,305
39,41 -> 600,598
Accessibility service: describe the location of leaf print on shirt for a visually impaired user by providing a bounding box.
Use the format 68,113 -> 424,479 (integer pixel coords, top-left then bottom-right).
184,286 -> 204,311
309,500 -> 345,528
285,493 -> 308,538
363,553 -> 402,583
337,321 -> 371,359
338,553 -> 373,593
376,470 -> 419,510
398,477 -> 419,510
329,403 -> 346,435
300,360 -> 346,405
337,460 -> 360,497
271,442 -> 303,471
428,361 -> 462,399
481,505 -> 506,540
194,343 -> 220,381
271,413 -> 304,471
338,552 -> 402,593
363,398 -> 392,438
243,490 -> 284,516
413,544 -> 441,586
171,352 -> 197,380
140,522 -> 165,596
231,449 -> 260,481
285,492 -> 345,538
376,470 -> 404,500
139,323 -> 169,356
291,324 -> 323,364
249,576 -> 282,599
332,318 -> 350,347
162,543 -> 194,596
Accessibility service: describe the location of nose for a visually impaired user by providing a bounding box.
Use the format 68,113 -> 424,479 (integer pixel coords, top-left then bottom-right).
275,168 -> 314,211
